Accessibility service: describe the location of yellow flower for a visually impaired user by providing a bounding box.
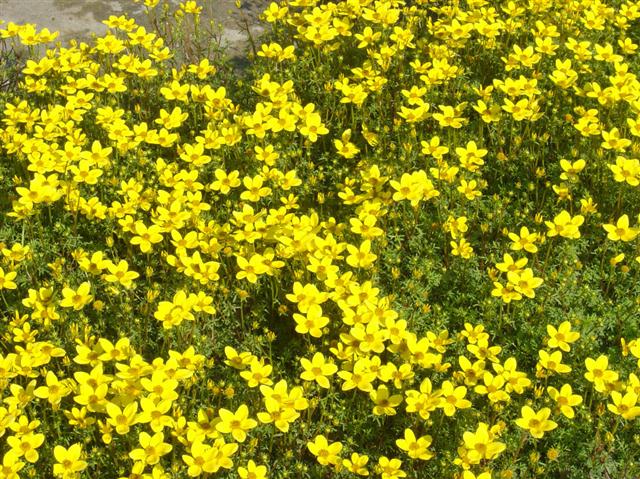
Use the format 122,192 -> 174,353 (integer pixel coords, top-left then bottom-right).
128,432 -> 172,465
236,254 -> 268,284
59,282 -> 93,310
474,372 -> 509,403
607,391 -> 640,420
463,472 -> 492,479
491,281 -> 522,304
559,158 -> 586,181
457,356 -> 486,386
461,323 -> 489,344
346,240 -> 377,268
601,127 -> 631,151
420,136 -> 449,159
285,282 -> 329,313
240,175 -> 272,202
95,33 -> 125,54
338,360 -> 376,392
33,371 -> 71,408
1,243 -> 31,262
141,371 -> 179,402
7,432 -> 45,463
153,290 -> 194,328
299,110 -> 328,142
377,456 -> 406,479
462,422 -> 506,463
515,406 -> 557,438
506,268 -> 543,298
467,337 -> 502,363
178,142 -> 210,166
602,214 -> 639,241
130,222 -> 164,253
105,402 -> 138,435
188,57 -> 217,79
609,156 -> 640,186
350,215 -> 384,239
160,80 -> 190,102
0,452 -> 24,477
547,448 -> 560,461
293,304 -> 330,338
103,260 -> 140,289
240,359 -> 273,387
584,355 -> 618,392
496,253 -> 527,273
398,104 -> 429,123
307,435 -> 342,466
137,397 -> 173,432
450,237 -> 473,258
210,169 -> 241,194
68,160 -> 103,185
547,384 -> 582,418
395,428 -> 433,460
237,460 -> 267,479
508,226 -> 539,253
53,443 -> 87,477
456,141 -> 487,172
224,346 -> 255,370
370,385 -> 403,416
0,267 -> 18,290
439,380 -> 472,416
300,352 -> 338,388
457,179 -> 482,200
501,97 -> 540,121
546,321 -> 580,351
343,452 -> 369,476
389,170 -> 439,206
180,1 -> 203,15
537,350 -> 572,374
334,129 -> 360,158
433,105 -> 467,128
216,404 -> 257,443
182,441 -> 215,476
473,99 -> 502,123
404,378 -> 441,420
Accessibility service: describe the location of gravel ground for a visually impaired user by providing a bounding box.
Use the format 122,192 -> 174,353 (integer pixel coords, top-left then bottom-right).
0,0 -> 268,59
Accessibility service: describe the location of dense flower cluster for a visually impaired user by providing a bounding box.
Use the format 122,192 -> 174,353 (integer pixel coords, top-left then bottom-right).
0,0 -> 640,477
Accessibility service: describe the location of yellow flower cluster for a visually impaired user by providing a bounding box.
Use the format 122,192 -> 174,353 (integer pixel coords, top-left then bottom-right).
1,0 -> 640,477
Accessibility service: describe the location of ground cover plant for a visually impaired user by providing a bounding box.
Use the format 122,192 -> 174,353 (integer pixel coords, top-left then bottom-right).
0,0 -> 640,477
